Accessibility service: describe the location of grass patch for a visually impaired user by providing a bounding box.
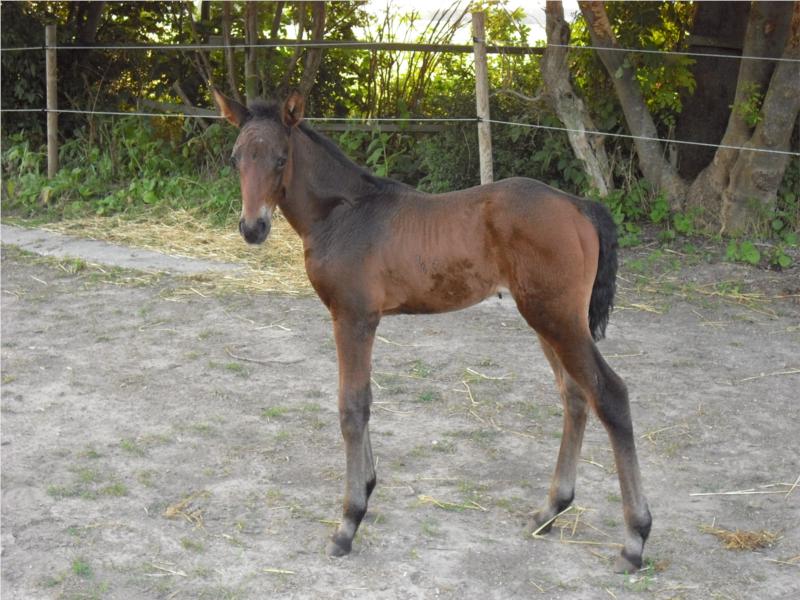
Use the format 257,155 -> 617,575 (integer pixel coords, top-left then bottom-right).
181,537 -> 205,553
190,422 -> 216,436
224,362 -> 248,376
120,438 -> 146,456
80,447 -> 103,460
420,517 -> 442,538
416,390 -> 441,403
409,359 -> 433,378
101,482 -> 129,497
137,470 -> 155,487
47,485 -> 84,499
76,468 -> 102,484
71,557 -> 92,578
262,406 -> 288,419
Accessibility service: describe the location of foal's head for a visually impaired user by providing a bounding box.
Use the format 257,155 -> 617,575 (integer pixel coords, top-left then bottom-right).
213,90 -> 305,244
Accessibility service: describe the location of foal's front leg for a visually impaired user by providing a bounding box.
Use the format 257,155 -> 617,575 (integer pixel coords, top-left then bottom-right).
327,312 -> 379,557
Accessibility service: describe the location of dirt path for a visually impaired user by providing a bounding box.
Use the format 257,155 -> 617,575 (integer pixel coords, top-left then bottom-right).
1,231 -> 799,599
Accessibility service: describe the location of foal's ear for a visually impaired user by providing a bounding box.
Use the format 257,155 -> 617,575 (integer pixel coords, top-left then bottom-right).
282,90 -> 305,127
213,88 -> 250,128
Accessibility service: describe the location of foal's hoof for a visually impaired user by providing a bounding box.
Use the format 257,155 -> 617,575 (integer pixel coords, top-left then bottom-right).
525,511 -> 555,537
613,551 -> 643,574
326,536 -> 352,558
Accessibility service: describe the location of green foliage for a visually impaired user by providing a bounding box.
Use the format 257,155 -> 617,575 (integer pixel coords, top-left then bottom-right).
723,158 -> 800,269
336,127 -> 421,182
765,196 -> 797,269
415,125 -> 480,193
570,1 -> 696,131
2,117 -> 239,223
725,240 -> 761,265
0,2 -> 45,140
648,196 -> 670,224
598,179 -> 657,246
732,82 -> 765,128
71,558 -> 92,579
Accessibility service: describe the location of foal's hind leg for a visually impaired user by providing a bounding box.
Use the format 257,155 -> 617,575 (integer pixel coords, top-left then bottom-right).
527,336 -> 588,535
547,335 -> 651,573
327,311 -> 379,557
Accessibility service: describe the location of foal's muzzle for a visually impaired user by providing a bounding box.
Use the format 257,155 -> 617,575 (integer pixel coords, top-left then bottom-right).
239,216 -> 271,245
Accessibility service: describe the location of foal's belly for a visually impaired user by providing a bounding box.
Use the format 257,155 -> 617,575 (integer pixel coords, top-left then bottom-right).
380,255 -> 502,315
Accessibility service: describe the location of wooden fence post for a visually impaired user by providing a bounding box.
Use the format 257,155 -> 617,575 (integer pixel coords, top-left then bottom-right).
45,24 -> 58,178
472,11 -> 493,185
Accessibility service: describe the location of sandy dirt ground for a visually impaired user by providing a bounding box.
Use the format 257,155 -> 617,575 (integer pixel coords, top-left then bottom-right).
1,230 -> 799,600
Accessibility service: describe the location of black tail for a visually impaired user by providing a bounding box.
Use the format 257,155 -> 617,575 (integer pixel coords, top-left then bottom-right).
583,200 -> 618,341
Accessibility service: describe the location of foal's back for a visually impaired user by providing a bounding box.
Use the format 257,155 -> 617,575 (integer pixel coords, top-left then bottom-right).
372,177 -> 599,317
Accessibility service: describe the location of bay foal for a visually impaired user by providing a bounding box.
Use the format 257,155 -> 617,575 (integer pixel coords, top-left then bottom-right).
214,90 -> 651,572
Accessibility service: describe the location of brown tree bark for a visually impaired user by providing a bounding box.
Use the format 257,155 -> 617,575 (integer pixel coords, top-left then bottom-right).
721,2 -> 800,234
281,1 -> 307,92
244,1 -> 260,102
578,1 -> 688,209
298,2 -> 327,97
685,1 -> 793,229
183,2 -> 215,88
79,1 -> 105,43
221,2 -> 243,104
673,1 -> 750,180
542,1 -> 612,196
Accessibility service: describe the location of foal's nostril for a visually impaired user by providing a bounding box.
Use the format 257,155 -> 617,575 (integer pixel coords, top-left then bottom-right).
257,217 -> 270,237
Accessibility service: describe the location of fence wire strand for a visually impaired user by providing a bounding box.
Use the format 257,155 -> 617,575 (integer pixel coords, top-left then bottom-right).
2,107 -> 797,157
1,40 -> 798,63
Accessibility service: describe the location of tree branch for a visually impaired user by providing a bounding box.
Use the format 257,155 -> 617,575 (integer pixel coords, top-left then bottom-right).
542,0 -> 613,196
299,2 -> 327,97
221,2 -> 242,104
244,0 -> 260,102
578,1 -> 686,207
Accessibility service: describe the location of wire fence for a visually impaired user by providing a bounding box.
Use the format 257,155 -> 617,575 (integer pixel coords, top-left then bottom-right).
2,35 -> 799,159
2,40 -> 799,63
2,107 -> 797,158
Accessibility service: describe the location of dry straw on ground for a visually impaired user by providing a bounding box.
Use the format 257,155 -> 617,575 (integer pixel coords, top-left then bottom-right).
700,524 -> 781,551
45,210 -> 312,295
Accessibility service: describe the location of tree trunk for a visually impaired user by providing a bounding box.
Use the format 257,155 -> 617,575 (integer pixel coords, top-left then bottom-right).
78,1 -> 105,43
244,1 -> 260,103
184,1 -> 214,88
263,1 -> 285,84
221,2 -> 243,104
721,2 -> 800,234
298,2 -> 326,97
578,1 -> 687,209
282,2 -> 307,93
542,1 -> 612,196
674,1 -> 749,180
685,1 -> 793,227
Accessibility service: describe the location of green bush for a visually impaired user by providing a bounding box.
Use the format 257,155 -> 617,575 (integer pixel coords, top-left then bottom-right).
2,117 -> 239,224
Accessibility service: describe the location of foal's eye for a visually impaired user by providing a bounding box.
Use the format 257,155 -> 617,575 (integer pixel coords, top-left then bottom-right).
276,156 -> 287,169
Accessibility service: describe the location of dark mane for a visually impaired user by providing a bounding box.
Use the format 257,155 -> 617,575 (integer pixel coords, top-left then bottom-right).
298,121 -> 388,189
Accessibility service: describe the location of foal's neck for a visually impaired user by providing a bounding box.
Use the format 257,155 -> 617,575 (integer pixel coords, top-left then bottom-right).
280,125 -> 377,239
